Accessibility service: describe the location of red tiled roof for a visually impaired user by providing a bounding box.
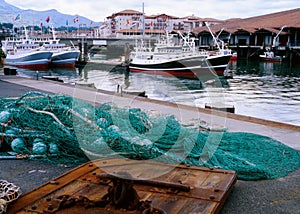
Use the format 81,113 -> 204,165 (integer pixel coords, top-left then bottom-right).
193,8 -> 300,34
107,9 -> 143,18
146,14 -> 179,19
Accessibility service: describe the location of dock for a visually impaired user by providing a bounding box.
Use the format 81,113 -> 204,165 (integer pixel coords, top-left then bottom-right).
0,75 -> 299,214
0,76 -> 299,151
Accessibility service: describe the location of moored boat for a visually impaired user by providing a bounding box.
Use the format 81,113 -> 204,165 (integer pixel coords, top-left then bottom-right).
2,42 -> 53,70
259,50 -> 283,63
129,32 -> 232,79
1,26 -> 53,70
43,43 -> 80,67
39,26 -> 80,67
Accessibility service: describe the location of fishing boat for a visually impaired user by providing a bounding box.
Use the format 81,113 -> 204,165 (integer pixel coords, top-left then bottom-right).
129,31 -> 232,79
6,158 -> 237,214
2,46 -> 53,70
1,28 -> 53,70
43,43 -> 80,67
38,26 -> 80,67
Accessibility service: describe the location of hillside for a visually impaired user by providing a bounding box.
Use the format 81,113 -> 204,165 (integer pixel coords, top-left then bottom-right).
0,0 -> 101,27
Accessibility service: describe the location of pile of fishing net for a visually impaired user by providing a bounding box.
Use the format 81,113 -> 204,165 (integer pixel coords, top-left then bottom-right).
0,91 -> 299,180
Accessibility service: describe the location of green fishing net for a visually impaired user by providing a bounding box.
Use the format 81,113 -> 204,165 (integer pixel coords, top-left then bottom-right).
0,91 -> 299,180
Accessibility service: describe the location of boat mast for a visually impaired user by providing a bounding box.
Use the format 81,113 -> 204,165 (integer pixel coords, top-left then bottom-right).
177,31 -> 195,52
272,25 -> 286,47
205,22 -> 221,51
23,25 -> 30,43
142,2 -> 145,39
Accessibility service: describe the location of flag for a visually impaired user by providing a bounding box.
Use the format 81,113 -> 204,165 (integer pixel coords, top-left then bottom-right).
66,19 -> 68,26
40,21 -> 43,28
130,21 -> 138,29
45,16 -> 50,23
74,16 -> 78,23
15,14 -> 21,21
90,21 -> 93,28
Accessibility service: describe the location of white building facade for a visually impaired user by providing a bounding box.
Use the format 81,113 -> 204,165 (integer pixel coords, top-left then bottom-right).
94,9 -> 223,38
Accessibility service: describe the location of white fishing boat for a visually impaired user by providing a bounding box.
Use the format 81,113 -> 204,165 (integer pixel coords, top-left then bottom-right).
43,43 -> 80,67
1,27 -> 53,70
39,26 -> 80,67
129,31 -> 232,78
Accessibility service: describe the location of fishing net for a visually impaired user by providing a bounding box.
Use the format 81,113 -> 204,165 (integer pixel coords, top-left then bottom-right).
0,180 -> 22,214
0,91 -> 299,180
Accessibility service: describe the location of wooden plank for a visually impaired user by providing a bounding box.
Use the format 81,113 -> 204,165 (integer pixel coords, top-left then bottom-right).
7,162 -> 98,214
7,158 -> 237,214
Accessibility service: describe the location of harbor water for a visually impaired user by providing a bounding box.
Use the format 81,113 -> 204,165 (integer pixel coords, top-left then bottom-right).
2,53 -> 300,126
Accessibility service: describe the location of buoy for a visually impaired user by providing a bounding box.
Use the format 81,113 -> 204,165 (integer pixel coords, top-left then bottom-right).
4,129 -> 17,145
107,125 -> 120,133
0,111 -> 11,123
32,142 -> 47,155
11,138 -> 27,154
97,118 -> 109,128
49,143 -> 59,154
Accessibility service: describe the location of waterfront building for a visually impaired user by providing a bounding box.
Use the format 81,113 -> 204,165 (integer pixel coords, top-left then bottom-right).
98,9 -> 223,38
192,8 -> 300,59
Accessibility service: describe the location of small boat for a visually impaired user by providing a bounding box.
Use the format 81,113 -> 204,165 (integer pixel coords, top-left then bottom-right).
259,50 -> 283,63
7,158 -> 237,214
129,28 -> 232,79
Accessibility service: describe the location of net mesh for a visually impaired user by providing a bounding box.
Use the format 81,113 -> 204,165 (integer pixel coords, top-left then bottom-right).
0,180 -> 22,214
0,91 -> 299,180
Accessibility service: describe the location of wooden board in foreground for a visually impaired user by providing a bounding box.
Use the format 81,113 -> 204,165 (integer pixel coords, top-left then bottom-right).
7,158 -> 237,214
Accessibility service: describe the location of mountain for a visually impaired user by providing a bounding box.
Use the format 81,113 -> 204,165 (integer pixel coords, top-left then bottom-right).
0,0 -> 101,27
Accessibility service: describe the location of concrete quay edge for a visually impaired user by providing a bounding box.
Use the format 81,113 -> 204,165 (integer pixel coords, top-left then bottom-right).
0,75 -> 299,151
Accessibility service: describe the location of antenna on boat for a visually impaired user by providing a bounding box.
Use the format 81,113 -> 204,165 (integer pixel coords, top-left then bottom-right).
177,31 -> 195,52
23,25 -> 29,42
70,40 -> 76,49
272,25 -> 286,47
205,22 -> 221,51
142,2 -> 145,39
51,25 -> 56,41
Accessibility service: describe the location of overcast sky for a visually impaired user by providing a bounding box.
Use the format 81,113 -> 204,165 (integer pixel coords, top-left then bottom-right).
6,0 -> 300,22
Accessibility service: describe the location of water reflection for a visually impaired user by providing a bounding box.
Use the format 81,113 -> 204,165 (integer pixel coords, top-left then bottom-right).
2,56 -> 300,126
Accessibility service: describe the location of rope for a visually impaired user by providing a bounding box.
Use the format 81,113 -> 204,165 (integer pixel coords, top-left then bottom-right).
0,180 -> 22,214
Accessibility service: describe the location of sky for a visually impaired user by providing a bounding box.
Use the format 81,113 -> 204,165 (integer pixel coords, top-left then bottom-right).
6,0 -> 300,22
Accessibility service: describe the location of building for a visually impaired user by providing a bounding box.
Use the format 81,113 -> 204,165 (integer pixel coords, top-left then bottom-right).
192,8 -> 300,58
96,9 -> 223,38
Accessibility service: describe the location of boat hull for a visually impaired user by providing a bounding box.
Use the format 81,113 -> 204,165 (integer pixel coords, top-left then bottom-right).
4,51 -> 53,70
50,50 -> 80,67
259,56 -> 282,63
129,55 -> 232,79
